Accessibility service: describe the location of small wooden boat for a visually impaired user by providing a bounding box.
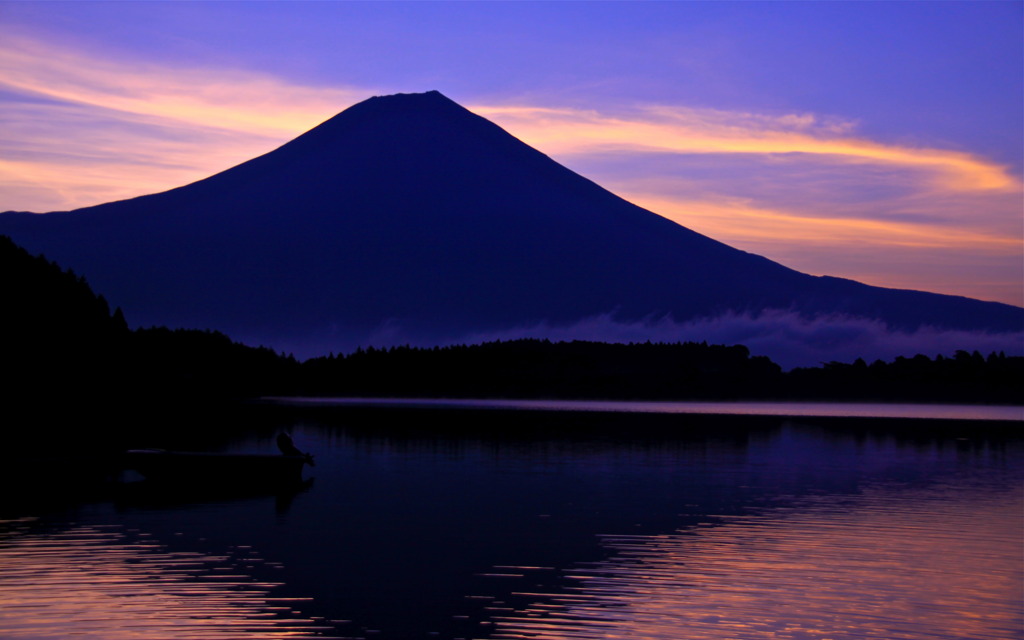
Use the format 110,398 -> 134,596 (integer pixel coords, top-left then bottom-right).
123,449 -> 313,485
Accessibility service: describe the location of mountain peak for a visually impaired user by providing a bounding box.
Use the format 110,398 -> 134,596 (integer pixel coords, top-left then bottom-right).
1,91 -> 1020,362
367,89 -> 449,103
272,89 -> 479,159
339,90 -> 463,119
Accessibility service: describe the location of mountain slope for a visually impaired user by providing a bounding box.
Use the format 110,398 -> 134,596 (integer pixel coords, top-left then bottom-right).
1,91 -> 1020,357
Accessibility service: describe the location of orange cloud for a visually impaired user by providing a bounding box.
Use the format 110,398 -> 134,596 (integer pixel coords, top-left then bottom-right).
638,195 -> 1020,252
628,194 -> 1021,304
0,34 -> 367,138
475,105 -> 1019,192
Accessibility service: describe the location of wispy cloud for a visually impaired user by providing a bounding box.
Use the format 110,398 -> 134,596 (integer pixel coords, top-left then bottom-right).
475,104 -> 1019,192
0,34 -> 367,211
0,34 -> 365,138
622,191 -> 1022,303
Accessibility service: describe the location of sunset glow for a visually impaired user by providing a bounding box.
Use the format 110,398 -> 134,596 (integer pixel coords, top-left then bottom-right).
477,104 -> 1018,192
1,2 -> 1020,306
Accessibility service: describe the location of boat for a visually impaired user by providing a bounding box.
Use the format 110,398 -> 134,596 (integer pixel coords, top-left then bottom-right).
123,449 -> 314,485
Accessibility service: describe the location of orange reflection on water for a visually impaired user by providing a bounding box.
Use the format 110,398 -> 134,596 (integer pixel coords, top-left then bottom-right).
0,521 -> 334,639
488,481 -> 1023,640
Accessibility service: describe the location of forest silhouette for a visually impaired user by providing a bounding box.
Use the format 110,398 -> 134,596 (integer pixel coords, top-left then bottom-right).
3,234 -> 1021,428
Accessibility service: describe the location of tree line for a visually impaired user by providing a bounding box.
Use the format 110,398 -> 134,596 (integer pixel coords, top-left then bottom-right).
296,340 -> 1021,404
3,234 -> 1021,416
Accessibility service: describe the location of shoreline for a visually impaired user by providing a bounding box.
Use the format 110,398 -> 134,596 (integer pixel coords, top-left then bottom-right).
261,396 -> 1024,422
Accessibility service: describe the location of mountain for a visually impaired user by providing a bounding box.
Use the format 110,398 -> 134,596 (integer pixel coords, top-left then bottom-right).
1,90 -> 1021,359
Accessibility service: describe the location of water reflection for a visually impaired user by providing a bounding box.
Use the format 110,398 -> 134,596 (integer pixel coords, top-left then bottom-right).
0,519 -> 337,639
484,480 -> 1023,640
274,396 -> 1024,421
1,409 -> 1021,640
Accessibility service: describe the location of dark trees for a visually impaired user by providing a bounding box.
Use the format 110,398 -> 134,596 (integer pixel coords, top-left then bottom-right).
296,340 -> 1021,403
298,339 -> 785,400
1,235 -> 297,437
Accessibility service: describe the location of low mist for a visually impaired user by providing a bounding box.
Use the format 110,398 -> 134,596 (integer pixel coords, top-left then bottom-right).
458,310 -> 1024,370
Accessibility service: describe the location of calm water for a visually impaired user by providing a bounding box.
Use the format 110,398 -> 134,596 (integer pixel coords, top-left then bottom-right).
274,397 -> 1024,421
1,404 -> 1021,639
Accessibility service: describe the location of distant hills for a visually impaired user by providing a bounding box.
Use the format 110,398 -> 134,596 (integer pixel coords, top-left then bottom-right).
1,90 -> 1021,362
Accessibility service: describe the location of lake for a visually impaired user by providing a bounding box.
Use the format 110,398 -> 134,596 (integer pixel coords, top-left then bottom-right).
272,396 -> 1024,421
1,401 -> 1021,639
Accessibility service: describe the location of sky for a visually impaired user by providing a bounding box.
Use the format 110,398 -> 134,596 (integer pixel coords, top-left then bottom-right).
1,1 -> 1021,308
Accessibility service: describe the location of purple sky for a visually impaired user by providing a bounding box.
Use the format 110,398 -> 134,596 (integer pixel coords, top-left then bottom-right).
1,1 -> 1021,306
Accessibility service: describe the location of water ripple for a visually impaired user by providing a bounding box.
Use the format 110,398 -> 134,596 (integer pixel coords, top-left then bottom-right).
0,520 -> 338,639
486,481 -> 1023,640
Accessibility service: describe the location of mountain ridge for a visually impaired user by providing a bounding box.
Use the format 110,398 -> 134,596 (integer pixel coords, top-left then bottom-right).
1,90 -> 1020,359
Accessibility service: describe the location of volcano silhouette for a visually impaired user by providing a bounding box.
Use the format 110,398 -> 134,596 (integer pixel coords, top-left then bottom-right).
1,91 -> 1020,356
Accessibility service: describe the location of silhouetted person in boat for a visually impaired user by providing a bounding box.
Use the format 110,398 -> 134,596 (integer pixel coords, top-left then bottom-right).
277,431 -> 315,466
